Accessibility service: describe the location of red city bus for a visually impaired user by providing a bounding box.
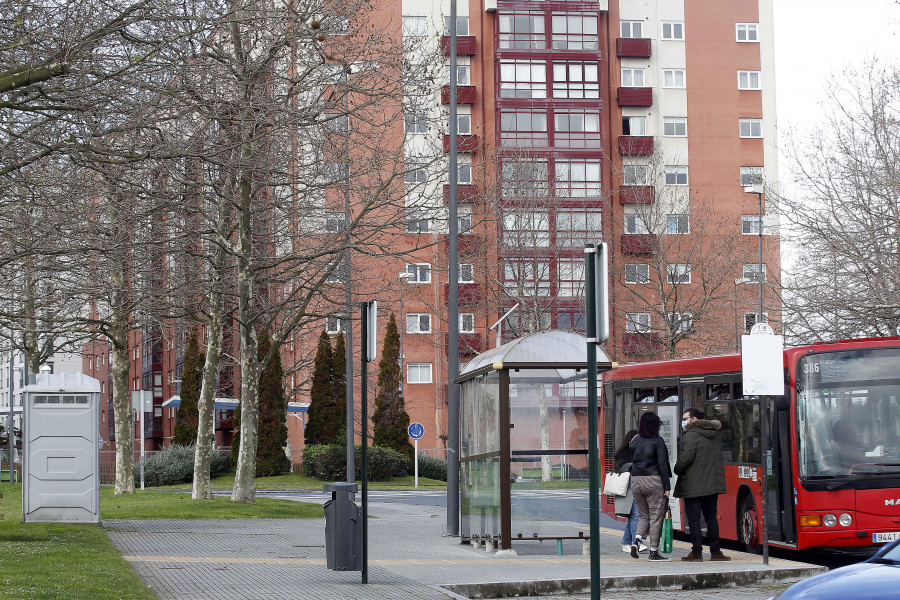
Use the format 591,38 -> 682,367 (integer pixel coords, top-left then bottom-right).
601,337 -> 900,551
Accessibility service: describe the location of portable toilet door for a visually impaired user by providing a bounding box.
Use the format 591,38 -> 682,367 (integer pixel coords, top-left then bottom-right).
23,372 -> 101,523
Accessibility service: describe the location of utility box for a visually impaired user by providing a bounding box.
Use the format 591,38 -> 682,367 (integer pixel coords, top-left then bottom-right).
23,373 -> 101,524
323,482 -> 362,571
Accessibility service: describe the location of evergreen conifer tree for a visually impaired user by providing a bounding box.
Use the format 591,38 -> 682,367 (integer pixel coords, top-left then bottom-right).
332,332 -> 347,442
173,330 -> 203,446
305,330 -> 342,445
256,331 -> 291,476
372,314 -> 414,462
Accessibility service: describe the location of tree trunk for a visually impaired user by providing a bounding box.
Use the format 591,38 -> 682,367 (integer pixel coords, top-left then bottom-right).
539,384 -> 552,482
193,309 -> 222,500
22,266 -> 41,374
110,265 -> 134,494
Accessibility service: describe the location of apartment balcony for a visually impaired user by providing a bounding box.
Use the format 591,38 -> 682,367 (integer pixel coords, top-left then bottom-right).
443,282 -> 484,306
617,87 -> 652,107
622,333 -> 662,356
216,418 -> 234,431
617,38 -> 651,58
618,135 -> 654,155
441,85 -> 477,105
441,35 -> 478,55
443,184 -> 480,203
443,134 -> 481,153
618,185 -> 655,204
444,333 -> 485,356
620,234 -> 655,255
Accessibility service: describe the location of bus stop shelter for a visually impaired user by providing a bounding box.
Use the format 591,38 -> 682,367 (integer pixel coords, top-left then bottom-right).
454,330 -> 613,550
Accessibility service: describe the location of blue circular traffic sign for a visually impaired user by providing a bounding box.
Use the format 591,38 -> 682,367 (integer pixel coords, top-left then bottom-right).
408,422 -> 425,439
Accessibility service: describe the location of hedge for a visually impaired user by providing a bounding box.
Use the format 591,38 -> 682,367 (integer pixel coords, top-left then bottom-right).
302,444 -> 409,481
134,444 -> 230,487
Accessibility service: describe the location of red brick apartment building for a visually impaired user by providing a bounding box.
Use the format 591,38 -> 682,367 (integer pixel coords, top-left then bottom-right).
85,0 -> 779,462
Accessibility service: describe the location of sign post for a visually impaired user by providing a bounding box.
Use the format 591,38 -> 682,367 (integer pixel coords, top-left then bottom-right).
408,422 -> 425,488
360,301 -> 377,584
741,322 -> 783,566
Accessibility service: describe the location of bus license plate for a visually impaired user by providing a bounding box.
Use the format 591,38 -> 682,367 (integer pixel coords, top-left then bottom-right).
873,532 -> 900,544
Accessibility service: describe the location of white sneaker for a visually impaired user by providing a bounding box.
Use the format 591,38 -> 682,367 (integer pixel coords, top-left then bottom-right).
639,543 -> 649,553
622,544 -> 631,552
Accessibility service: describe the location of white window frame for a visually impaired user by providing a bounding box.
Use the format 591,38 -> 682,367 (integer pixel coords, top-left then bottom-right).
556,258 -> 585,297
406,313 -> 432,334
625,263 -> 650,284
459,313 -> 475,333
668,312 -> 693,333
457,163 -> 473,184
623,165 -> 648,186
625,312 -> 651,333
444,16 -> 470,36
458,206 -> 474,233
624,213 -> 649,234
324,213 -> 345,233
326,315 -> 343,334
407,362 -> 433,384
740,166 -> 764,186
405,209 -> 431,233
738,70 -> 761,90
459,263 -> 475,283
741,215 -> 762,235
402,16 -> 427,37
623,115 -> 647,136
326,263 -> 345,284
736,23 -> 759,43
662,69 -> 686,89
404,112 -> 428,134
664,166 -> 688,186
666,214 -> 690,234
448,64 -> 471,86
666,263 -> 691,284
742,263 -> 767,282
620,21 -> 643,38
663,116 -> 687,137
405,262 -> 432,283
661,21 -> 684,40
621,67 -> 645,87
455,113 -> 472,135
739,118 -> 763,139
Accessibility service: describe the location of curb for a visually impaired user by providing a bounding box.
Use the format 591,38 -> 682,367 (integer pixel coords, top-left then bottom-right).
438,566 -> 827,598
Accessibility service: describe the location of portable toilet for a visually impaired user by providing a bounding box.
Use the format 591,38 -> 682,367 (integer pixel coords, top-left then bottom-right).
22,372 -> 101,523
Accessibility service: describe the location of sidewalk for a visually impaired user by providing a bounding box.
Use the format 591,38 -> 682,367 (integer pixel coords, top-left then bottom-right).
103,498 -> 825,600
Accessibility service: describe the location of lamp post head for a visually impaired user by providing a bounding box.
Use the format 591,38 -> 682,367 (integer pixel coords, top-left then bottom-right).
743,184 -> 764,195
398,272 -> 413,280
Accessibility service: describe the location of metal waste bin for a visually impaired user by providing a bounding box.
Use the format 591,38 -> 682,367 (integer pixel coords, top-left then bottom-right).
323,482 -> 362,571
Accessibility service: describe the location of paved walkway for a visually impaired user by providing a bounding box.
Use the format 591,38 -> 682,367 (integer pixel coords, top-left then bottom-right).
103,497 -> 824,600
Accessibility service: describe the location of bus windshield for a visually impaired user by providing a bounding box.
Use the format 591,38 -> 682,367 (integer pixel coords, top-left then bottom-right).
797,349 -> 900,482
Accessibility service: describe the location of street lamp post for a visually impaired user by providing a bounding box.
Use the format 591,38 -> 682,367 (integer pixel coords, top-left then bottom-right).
744,184 -> 765,324
398,271 -> 413,392
733,278 -> 751,351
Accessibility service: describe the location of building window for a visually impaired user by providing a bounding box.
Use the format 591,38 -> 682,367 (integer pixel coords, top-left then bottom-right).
444,16 -> 469,36
554,110 -> 601,148
458,206 -> 473,233
406,313 -> 432,334
556,209 -> 602,247
500,110 -> 548,147
661,21 -> 684,40
623,165 -> 648,186
742,215 -> 762,235
557,311 -> 586,332
503,209 -> 550,246
499,13 -> 546,49
738,70 -> 761,90
552,13 -> 599,50
742,263 -> 767,283
557,259 -> 585,297
625,263 -> 650,284
404,164 -> 428,184
405,209 -> 431,233
624,213 -> 649,234
459,313 -> 475,333
555,159 -> 601,197
402,16 -> 427,37
553,62 -> 599,99
626,312 -> 651,333
669,312 -> 693,333
620,21 -> 643,38
740,166 -> 764,186
447,64 -> 470,86
739,118 -> 763,138
454,113 -> 472,135
664,166 -> 688,186
736,23 -> 759,42
326,315 -> 343,334
744,312 -> 769,332
622,115 -> 646,136
500,60 -> 547,99
663,117 -> 687,137
457,163 -> 472,184
324,213 -> 345,233
621,68 -> 645,87
504,260 -> 551,296
501,159 -> 549,197
459,263 -> 475,283
662,69 -> 686,89
323,114 -> 349,134
666,214 -> 690,234
404,112 -> 428,134
326,263 -> 346,284
407,363 -> 433,384
667,263 -> 691,284
405,262 -> 432,283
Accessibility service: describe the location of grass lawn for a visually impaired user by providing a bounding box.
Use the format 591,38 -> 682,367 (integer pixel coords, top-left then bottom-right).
0,483 -> 323,599
157,471 -> 447,491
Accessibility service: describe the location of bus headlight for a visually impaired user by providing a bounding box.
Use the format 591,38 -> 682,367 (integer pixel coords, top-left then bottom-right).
823,514 -> 837,527
839,513 -> 853,527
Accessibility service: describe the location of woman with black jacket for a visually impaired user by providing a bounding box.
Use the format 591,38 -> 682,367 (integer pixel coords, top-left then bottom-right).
614,429 -> 646,553
628,411 -> 672,562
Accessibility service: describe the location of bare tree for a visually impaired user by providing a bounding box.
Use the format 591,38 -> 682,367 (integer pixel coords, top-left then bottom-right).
779,62 -> 900,344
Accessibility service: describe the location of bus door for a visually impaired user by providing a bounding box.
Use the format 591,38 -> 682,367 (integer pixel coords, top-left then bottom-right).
769,395 -> 796,544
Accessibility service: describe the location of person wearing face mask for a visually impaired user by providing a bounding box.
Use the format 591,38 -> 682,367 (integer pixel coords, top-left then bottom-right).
673,407 -> 730,562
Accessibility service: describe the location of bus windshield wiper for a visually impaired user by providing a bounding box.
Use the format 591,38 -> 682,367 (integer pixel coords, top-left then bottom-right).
827,472 -> 900,490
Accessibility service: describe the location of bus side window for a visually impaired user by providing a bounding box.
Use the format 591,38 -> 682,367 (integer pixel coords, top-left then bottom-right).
706,383 -> 731,402
706,402 -> 734,462
658,386 -> 678,403
636,387 -> 655,403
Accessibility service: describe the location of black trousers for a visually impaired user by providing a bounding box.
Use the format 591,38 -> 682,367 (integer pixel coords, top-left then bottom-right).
684,494 -> 720,553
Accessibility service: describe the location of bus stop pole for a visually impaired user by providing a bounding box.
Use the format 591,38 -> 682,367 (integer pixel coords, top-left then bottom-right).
584,244 -> 600,600
761,395 -> 769,565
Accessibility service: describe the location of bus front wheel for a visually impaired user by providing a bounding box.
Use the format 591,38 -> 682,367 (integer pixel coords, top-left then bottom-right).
739,494 -> 761,554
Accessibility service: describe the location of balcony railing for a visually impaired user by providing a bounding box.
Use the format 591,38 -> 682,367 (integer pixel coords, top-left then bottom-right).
618,136 -> 654,155
441,35 -> 477,55
617,38 -> 651,58
443,134 -> 481,153
441,85 -> 477,105
621,234 -> 655,255
618,185 -> 655,204
617,87 -> 652,107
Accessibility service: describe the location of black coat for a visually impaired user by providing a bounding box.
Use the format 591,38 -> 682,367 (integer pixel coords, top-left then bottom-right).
673,419 -> 727,498
629,434 -> 672,491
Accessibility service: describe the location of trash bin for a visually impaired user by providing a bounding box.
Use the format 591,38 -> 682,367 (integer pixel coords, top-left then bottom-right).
323,482 -> 362,571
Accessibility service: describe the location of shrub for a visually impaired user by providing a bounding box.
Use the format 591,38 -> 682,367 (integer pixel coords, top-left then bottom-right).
301,444 -> 410,482
416,455 -> 447,482
134,444 -> 229,487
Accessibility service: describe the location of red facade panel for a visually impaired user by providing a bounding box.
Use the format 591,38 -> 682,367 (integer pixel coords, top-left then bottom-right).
617,87 -> 653,107
444,333 -> 485,356
621,333 -> 663,356
618,135 -> 654,156
443,282 -> 484,305
443,184 -> 480,203
616,38 -> 652,58
441,85 -> 477,105
441,35 -> 478,55
443,134 -> 481,153
618,186 -> 655,204
620,234 -> 655,255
